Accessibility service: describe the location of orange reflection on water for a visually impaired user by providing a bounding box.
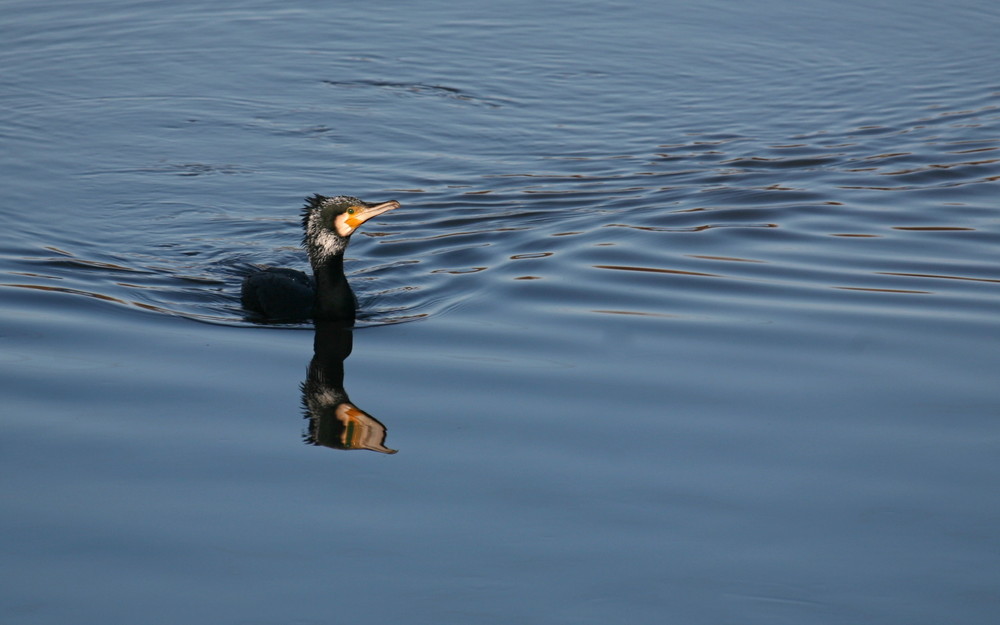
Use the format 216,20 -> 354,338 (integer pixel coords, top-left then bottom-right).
687,254 -> 765,263
593,264 -> 719,278
877,272 -> 1000,284
591,309 -> 679,319
891,226 -> 975,231
835,286 -> 931,294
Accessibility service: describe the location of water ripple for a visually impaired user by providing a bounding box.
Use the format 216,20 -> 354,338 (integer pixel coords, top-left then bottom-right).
321,79 -> 508,108
3,87 -> 997,332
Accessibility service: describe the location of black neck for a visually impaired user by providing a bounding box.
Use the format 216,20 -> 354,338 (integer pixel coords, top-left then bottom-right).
312,253 -> 357,322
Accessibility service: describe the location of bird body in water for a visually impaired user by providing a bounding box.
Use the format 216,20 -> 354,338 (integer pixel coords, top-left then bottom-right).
241,194 -> 401,323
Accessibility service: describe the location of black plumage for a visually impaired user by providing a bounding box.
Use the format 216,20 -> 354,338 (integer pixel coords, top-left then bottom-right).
241,194 -> 400,323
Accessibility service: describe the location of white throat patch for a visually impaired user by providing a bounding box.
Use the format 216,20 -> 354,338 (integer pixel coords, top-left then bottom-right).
306,211 -> 347,261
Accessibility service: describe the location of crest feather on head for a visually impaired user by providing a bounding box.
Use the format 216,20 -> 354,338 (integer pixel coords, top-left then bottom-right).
300,194 -> 357,261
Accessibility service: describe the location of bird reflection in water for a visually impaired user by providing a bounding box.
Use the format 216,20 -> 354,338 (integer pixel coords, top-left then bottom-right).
302,322 -> 397,454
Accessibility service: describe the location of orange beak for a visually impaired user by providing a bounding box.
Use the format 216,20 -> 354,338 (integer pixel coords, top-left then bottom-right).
346,200 -> 401,229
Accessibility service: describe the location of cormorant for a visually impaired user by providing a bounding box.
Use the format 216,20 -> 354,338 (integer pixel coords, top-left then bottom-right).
241,194 -> 401,323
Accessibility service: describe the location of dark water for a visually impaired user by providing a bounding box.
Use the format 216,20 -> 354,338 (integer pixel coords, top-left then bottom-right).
2,0 -> 999,623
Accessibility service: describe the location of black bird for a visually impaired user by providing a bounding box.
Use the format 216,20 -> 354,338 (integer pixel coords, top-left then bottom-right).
241,194 -> 401,323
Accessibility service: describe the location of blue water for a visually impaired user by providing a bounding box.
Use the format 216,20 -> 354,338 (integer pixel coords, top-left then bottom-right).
2,1 -> 999,623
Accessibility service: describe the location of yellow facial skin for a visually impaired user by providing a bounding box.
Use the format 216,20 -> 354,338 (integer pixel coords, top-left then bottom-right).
332,200 -> 401,237
344,207 -> 363,229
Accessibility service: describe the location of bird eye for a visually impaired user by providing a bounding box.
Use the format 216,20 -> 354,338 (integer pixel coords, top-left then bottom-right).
347,208 -> 355,215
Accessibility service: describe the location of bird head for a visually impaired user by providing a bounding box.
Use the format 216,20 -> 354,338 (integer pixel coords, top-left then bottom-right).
301,194 -> 401,263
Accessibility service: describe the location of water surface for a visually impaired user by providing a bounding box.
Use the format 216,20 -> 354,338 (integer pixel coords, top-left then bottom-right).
2,1 -> 999,623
